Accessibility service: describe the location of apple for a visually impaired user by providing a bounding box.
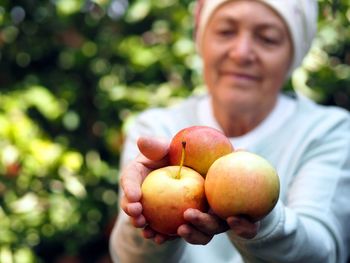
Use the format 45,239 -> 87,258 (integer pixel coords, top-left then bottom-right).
141,165 -> 207,235
169,126 -> 233,176
205,151 -> 280,221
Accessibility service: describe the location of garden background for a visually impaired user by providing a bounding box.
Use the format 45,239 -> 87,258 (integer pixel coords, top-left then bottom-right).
0,0 -> 349,262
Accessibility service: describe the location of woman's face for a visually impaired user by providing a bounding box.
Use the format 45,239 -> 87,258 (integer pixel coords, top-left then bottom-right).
201,0 -> 293,116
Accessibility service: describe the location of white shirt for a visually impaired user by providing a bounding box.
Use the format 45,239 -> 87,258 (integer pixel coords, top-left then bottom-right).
110,93 -> 350,263
198,94 -> 296,150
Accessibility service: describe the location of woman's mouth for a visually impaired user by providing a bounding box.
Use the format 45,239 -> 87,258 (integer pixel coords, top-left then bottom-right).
221,71 -> 261,86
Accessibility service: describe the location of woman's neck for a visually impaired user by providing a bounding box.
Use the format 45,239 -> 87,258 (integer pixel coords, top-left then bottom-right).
212,97 -> 278,138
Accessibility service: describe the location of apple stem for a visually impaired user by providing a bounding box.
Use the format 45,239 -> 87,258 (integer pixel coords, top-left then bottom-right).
176,141 -> 186,179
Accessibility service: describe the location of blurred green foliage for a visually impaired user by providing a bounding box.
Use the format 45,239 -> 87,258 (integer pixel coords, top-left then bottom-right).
0,0 -> 349,262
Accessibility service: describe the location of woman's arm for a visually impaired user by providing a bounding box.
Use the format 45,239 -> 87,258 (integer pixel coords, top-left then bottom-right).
228,115 -> 350,263
109,113 -> 187,263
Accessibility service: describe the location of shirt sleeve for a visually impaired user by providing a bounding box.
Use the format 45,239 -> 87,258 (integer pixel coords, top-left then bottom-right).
109,110 -> 187,263
227,112 -> 350,263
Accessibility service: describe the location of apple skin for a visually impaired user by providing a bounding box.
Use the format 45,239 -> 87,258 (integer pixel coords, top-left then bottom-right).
169,126 -> 233,176
205,151 -> 280,221
141,166 -> 208,235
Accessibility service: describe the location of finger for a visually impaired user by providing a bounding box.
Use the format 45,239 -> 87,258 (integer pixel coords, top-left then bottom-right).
127,202 -> 142,216
120,198 -> 143,217
120,195 -> 128,212
130,214 -> 147,228
121,137 -> 170,203
137,136 -> 169,161
227,216 -> 260,239
137,154 -> 169,171
178,224 -> 212,245
154,235 -> 178,244
120,160 -> 145,202
184,209 -> 229,236
142,227 -> 178,245
121,154 -> 167,203
142,226 -> 156,239
154,234 -> 169,245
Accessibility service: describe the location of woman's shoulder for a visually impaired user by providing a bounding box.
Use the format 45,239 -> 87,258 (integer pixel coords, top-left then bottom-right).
293,93 -> 350,123
289,93 -> 350,139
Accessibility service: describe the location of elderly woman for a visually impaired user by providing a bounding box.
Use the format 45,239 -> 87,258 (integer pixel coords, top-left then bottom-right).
109,0 -> 350,262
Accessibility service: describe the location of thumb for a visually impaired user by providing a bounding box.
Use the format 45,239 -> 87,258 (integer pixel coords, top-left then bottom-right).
137,136 -> 170,161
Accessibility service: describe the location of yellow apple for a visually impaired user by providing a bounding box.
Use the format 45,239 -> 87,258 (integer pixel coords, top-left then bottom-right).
205,151 -> 280,221
141,165 -> 207,235
169,126 -> 233,176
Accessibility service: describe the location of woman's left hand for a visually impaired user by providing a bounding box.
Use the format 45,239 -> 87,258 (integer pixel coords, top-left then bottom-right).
226,215 -> 260,239
177,209 -> 260,245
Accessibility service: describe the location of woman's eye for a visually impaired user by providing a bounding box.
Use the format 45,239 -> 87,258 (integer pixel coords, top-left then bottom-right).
259,35 -> 280,45
217,29 -> 235,37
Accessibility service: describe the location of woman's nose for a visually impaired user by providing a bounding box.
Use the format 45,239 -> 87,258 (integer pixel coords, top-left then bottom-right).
228,33 -> 255,64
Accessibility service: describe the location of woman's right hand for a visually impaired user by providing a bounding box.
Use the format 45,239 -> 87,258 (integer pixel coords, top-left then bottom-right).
120,136 -> 173,244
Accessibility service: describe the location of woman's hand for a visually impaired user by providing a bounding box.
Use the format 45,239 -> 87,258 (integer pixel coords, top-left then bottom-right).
177,209 -> 260,245
120,136 -> 259,244
120,136 -> 176,244
177,209 -> 229,245
227,216 -> 260,239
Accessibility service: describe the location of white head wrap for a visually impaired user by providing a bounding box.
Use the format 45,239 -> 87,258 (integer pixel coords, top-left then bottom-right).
195,0 -> 318,73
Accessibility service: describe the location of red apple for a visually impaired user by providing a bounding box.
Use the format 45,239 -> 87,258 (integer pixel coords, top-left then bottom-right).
169,126 -> 233,176
205,151 -> 280,221
141,165 -> 207,235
